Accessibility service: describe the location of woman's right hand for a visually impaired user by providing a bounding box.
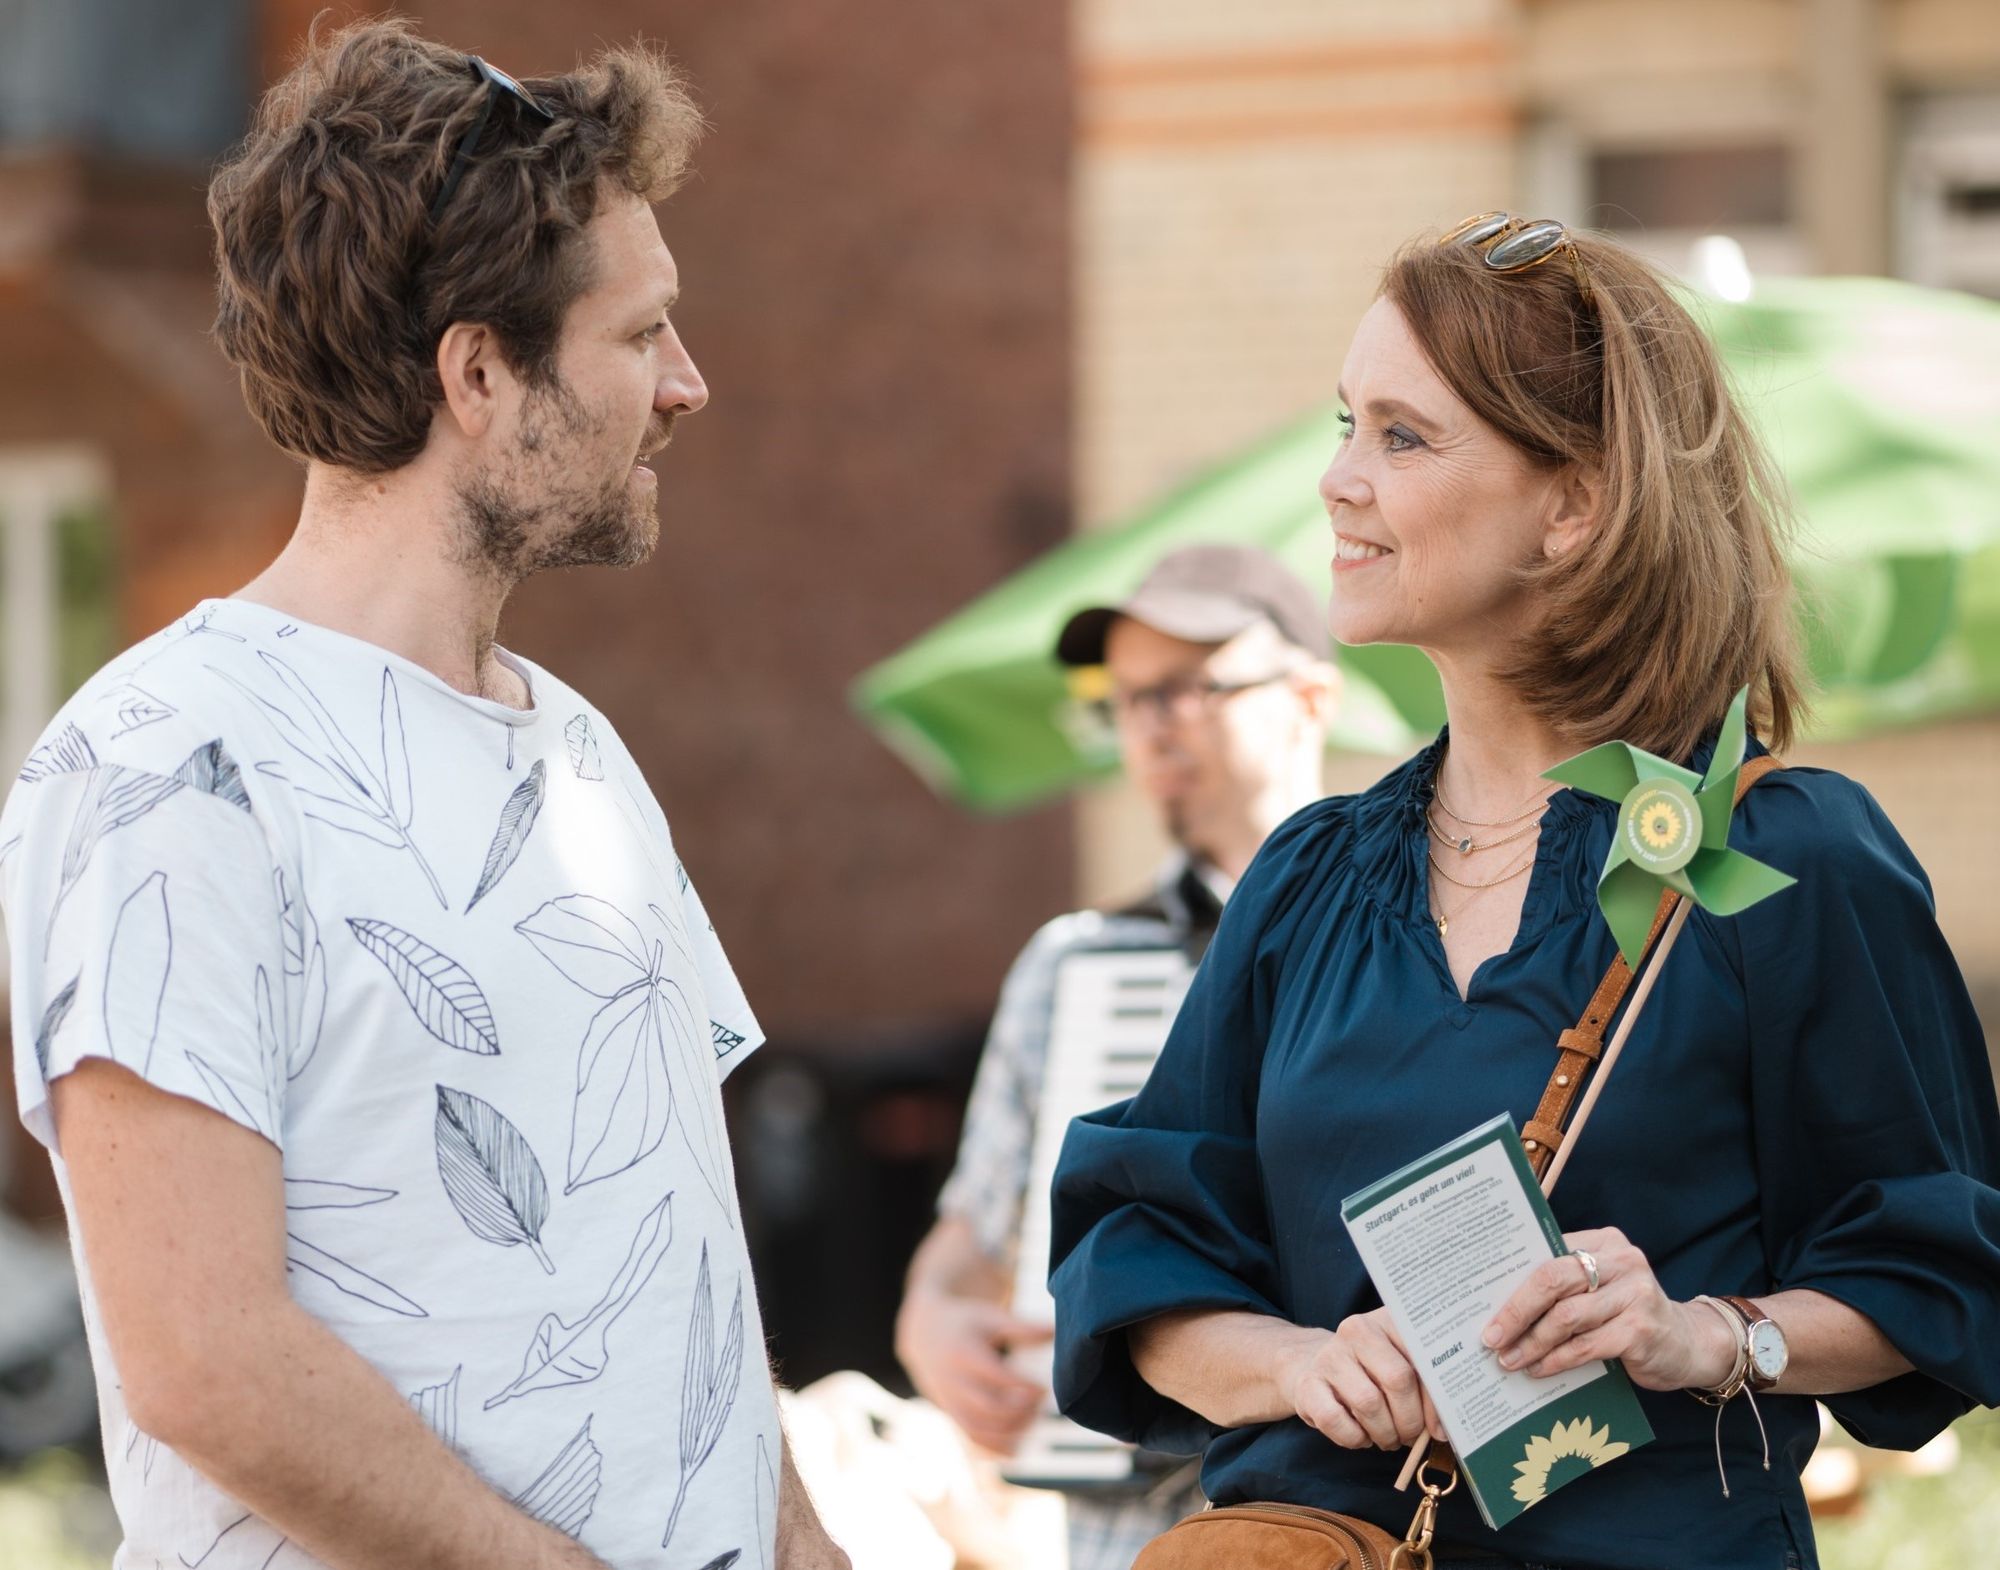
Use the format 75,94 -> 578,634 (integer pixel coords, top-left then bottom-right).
1276,1308 -> 1442,1449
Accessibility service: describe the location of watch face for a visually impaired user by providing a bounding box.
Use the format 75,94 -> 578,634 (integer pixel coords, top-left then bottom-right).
1750,1320 -> 1788,1379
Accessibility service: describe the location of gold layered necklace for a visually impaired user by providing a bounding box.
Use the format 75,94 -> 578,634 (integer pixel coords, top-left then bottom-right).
1427,847 -> 1538,939
1433,773 -> 1553,829
1426,757 -> 1554,938
1425,809 -> 1541,858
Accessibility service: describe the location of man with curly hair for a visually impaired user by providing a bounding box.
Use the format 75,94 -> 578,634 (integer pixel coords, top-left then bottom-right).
0,19 -> 846,1570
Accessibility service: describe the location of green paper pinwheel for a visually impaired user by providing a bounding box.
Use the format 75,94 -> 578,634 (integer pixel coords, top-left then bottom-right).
1543,688 -> 1796,966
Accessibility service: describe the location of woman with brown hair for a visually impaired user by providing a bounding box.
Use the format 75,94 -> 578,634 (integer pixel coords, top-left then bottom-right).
1048,216 -> 2000,1569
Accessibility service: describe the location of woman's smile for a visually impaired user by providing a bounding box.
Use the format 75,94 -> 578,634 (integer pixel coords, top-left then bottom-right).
1332,534 -> 1393,571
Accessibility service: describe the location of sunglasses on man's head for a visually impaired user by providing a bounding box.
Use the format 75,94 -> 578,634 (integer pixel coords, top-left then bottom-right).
428,55 -> 557,224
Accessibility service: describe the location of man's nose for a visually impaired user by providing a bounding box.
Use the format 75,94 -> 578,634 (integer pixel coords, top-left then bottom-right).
658,328 -> 708,416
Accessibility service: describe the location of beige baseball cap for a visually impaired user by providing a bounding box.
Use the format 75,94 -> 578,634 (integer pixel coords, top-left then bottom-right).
1055,544 -> 1328,667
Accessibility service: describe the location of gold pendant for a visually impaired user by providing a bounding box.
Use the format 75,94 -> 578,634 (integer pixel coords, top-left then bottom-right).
1457,836 -> 1474,855
1436,915 -> 1448,938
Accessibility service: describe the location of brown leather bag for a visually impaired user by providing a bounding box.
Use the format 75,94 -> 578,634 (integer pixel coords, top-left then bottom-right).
1132,1502 -> 1404,1569
1131,758 -> 1783,1570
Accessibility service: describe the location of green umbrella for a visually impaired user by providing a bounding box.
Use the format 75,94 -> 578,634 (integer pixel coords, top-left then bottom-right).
854,277 -> 2000,812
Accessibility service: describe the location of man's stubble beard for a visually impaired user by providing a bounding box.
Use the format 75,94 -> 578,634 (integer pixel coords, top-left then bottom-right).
455,374 -> 669,581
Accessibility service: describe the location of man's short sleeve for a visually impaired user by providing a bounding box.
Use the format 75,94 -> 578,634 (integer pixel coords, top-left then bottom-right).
4,767 -> 291,1153
675,866 -> 764,1082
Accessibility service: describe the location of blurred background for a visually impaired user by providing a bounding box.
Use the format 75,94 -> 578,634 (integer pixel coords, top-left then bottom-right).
1,0 -> 1997,1564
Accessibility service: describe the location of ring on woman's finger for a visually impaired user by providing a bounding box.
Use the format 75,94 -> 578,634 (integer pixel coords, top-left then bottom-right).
1572,1249 -> 1601,1293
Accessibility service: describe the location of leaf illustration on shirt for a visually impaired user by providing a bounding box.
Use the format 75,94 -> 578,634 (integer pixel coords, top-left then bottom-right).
379,666 -> 414,832
108,683 -> 175,739
467,759 -> 546,911
755,1432 -> 777,1570
46,766 -> 184,943
183,966 -> 285,1144
172,739 -> 253,812
656,972 -> 732,1219
104,871 -> 172,1076
281,1173 -> 425,1319
566,970 -> 672,1193
185,1050 -> 274,1141
517,896 -> 733,1211
661,1240 -> 746,1549
17,722 -> 95,782
512,1416 -> 603,1537
213,655 -> 446,908
565,713 -> 605,781
711,1022 -> 748,1058
484,1189 -> 674,1411
177,605 -> 247,643
517,895 -> 651,997
285,1178 -> 398,1210
285,1235 -> 427,1319
347,918 -> 500,1055
43,742 -> 266,950
702,1555 -> 743,1570
122,1419 -> 159,1483
33,975 -> 79,1078
180,1511 -> 282,1569
276,869 -> 327,1079
647,899 -> 696,971
254,966 -> 287,1134
409,1365 -> 462,1449
434,1084 -> 555,1273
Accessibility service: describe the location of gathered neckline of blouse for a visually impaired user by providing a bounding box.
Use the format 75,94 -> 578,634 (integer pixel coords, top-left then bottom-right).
1354,726 -> 1760,950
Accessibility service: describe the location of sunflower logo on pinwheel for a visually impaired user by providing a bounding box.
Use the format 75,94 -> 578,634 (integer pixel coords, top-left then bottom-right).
1636,799 -> 1683,852
1510,1418 -> 1632,1506
1543,687 -> 1796,966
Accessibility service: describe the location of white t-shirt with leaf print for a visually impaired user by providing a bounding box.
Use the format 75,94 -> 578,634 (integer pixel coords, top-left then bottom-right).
0,598 -> 780,1570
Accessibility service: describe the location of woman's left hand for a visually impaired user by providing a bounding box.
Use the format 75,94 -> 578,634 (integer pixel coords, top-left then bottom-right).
1481,1227 -> 1736,1392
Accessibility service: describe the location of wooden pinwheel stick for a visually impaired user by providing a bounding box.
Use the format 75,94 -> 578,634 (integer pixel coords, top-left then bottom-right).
1392,896 -> 1695,1493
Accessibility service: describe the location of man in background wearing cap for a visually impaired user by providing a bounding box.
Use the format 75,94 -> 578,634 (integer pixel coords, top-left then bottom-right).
894,545 -> 1337,1569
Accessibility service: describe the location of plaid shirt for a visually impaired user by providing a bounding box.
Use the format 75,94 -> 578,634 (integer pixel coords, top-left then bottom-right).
936,856 -> 1226,1569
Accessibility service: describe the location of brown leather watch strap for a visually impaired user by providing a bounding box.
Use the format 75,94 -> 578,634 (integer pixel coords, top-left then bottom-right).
1520,754 -> 1781,1180
1721,1294 -> 1782,1390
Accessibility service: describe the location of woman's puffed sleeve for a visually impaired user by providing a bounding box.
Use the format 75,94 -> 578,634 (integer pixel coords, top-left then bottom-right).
1047,802 -> 1336,1454
1737,770 -> 2000,1449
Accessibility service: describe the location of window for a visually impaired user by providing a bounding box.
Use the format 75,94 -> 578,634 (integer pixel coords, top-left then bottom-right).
0,449 -> 116,785
1587,144 -> 1793,232
1901,93 -> 2000,299
0,0 -> 250,160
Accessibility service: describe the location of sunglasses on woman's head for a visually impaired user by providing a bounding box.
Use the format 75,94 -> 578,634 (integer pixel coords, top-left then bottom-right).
1441,211 -> 1594,299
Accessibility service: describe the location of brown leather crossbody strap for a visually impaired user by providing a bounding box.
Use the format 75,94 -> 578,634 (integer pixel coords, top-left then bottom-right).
1519,755 -> 1783,1179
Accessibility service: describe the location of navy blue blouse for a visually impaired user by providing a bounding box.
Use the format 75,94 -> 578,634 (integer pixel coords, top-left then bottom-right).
1049,736 -> 2000,1570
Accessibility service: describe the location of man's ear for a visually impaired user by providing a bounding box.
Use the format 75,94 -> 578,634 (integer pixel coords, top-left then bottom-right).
1294,660 -> 1342,729
1543,463 -> 1602,561
435,322 -> 508,440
